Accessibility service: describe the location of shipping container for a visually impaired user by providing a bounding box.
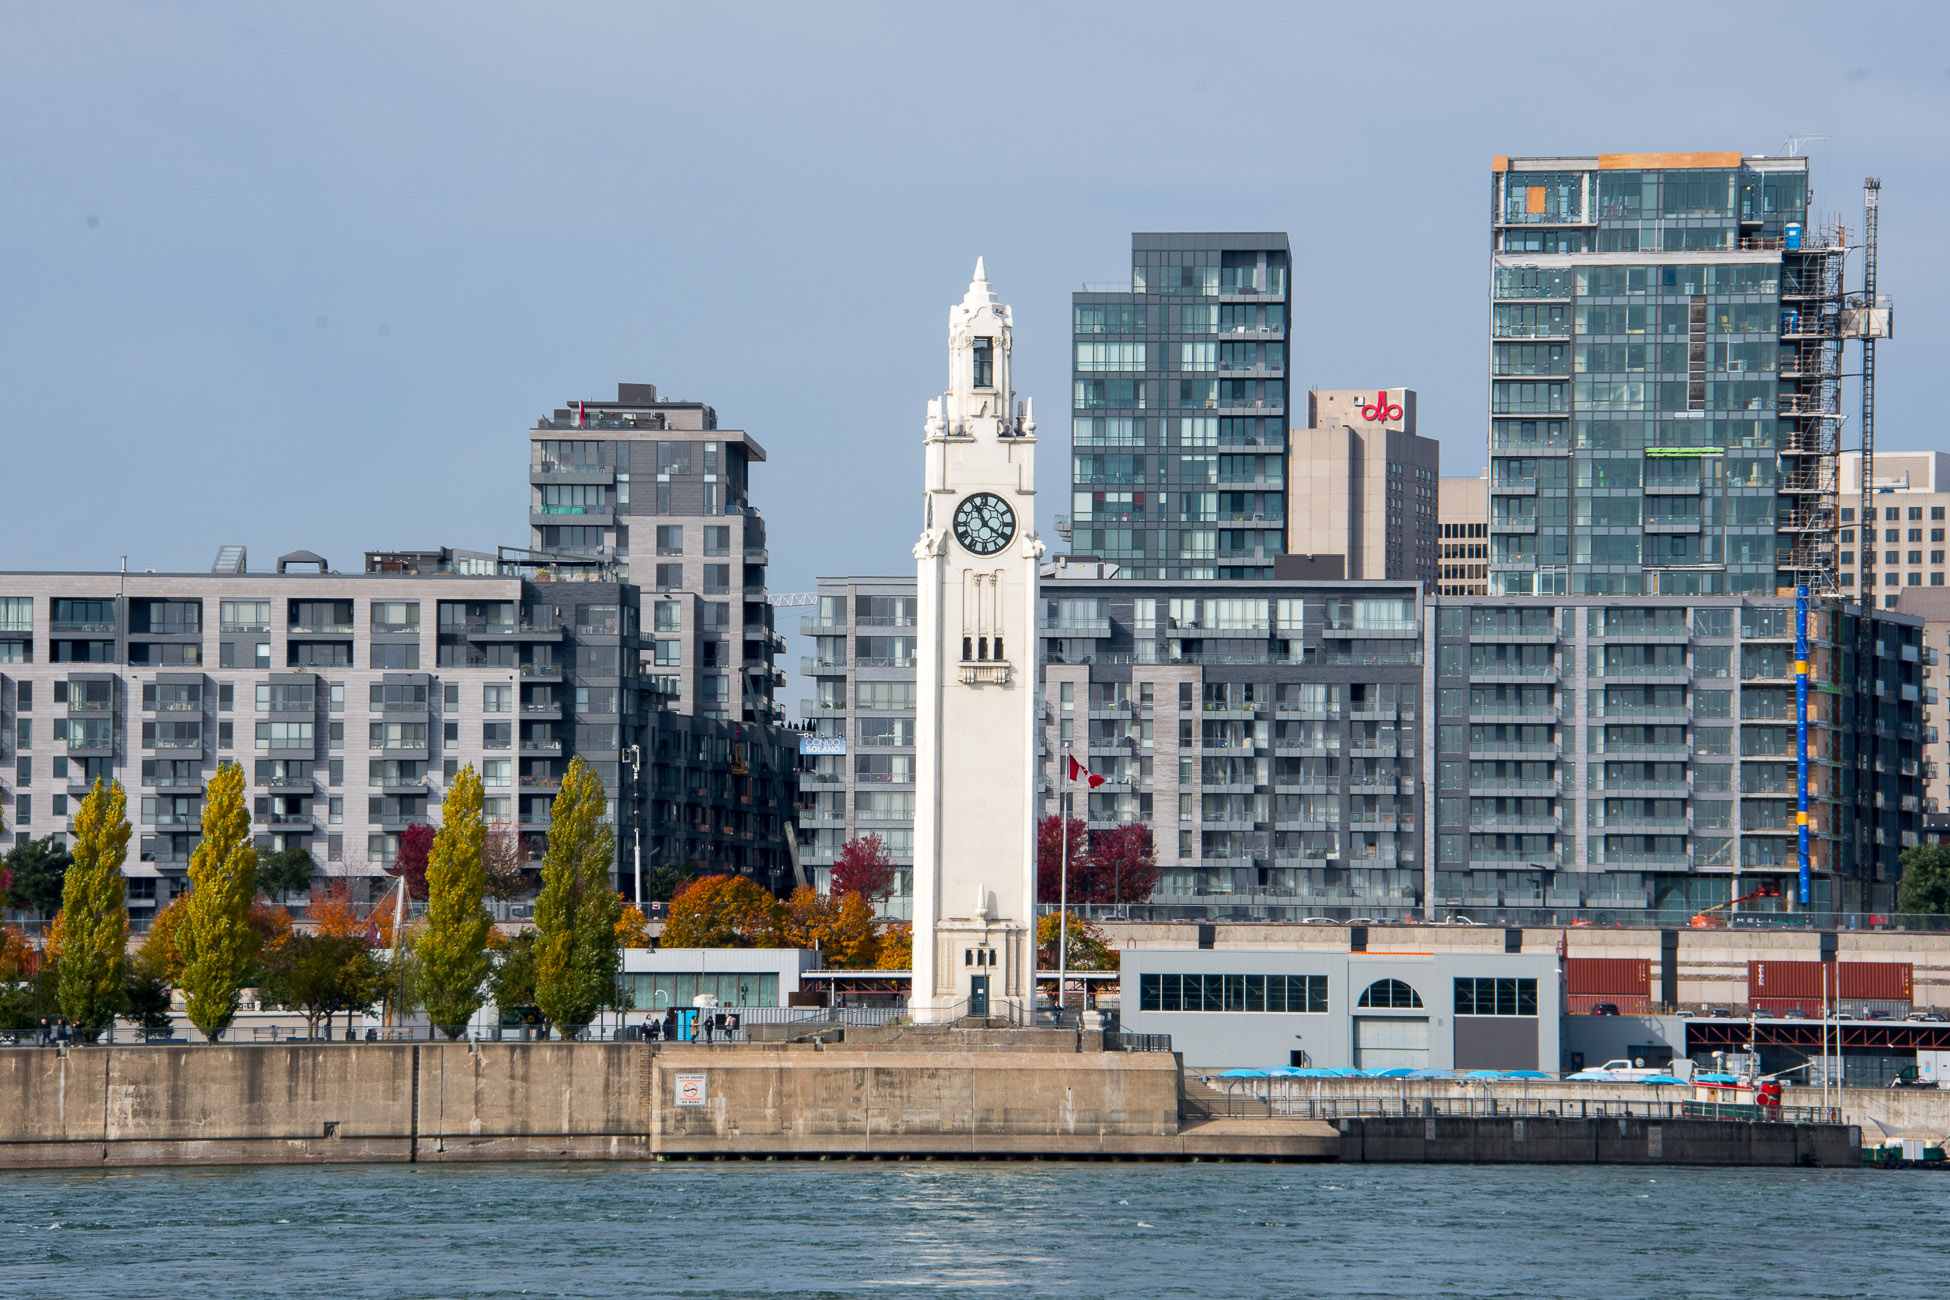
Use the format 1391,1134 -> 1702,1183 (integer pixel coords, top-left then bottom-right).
1566,957 -> 1651,997
1746,960 -> 1913,1008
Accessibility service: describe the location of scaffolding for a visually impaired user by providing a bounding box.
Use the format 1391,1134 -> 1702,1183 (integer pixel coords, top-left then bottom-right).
1775,220 -> 1847,596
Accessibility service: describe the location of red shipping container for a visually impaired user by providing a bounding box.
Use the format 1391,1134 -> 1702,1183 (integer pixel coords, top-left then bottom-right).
1840,962 -> 1912,1002
1566,957 -> 1651,997
1747,960 -> 1913,1007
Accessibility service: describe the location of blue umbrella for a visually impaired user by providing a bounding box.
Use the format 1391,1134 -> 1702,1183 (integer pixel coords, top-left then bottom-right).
1695,1072 -> 1744,1084
1501,1070 -> 1553,1079
1217,1068 -> 1268,1078
1408,1068 -> 1459,1080
1462,1070 -> 1503,1079
1323,1067 -> 1363,1077
1640,1074 -> 1685,1086
1369,1067 -> 1417,1079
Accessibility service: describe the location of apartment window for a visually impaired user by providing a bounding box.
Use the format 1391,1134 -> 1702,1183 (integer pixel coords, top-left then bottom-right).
370,601 -> 419,632
971,336 -> 994,388
656,525 -> 683,555
654,602 -> 681,632
484,685 -> 512,713
702,565 -> 731,594
1912,507 -> 1925,521
483,722 -> 512,748
1888,508 -> 1901,521
483,759 -> 512,787
371,643 -> 419,670
655,564 -> 682,592
1932,574 -> 1944,587
219,600 -> 270,633
1912,530 -> 1925,544
444,683 -> 460,708
15,795 -> 27,824
1911,551 -> 1925,566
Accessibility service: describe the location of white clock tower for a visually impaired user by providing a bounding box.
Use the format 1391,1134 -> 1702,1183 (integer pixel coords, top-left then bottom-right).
910,260 -> 1043,1022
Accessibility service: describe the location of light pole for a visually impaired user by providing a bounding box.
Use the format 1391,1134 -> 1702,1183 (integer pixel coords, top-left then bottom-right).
624,743 -> 643,906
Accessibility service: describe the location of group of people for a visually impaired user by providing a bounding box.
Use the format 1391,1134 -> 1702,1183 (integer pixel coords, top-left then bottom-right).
639,1008 -> 743,1043
36,1018 -> 74,1046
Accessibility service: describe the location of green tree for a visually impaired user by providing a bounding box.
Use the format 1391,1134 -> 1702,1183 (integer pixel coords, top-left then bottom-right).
57,778 -> 132,1034
176,763 -> 260,1040
488,930 -> 541,1026
418,765 -> 493,1036
121,949 -> 175,1035
258,846 -> 316,904
1035,911 -> 1119,972
1898,843 -> 1950,915
647,858 -> 699,904
259,932 -> 384,1039
5,836 -> 73,917
532,758 -> 621,1035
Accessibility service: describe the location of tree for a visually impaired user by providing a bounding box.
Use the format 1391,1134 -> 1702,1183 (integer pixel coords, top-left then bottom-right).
139,896 -> 189,980
57,777 -> 132,1033
259,932 -> 385,1040
830,834 -> 897,904
258,847 -> 316,904
418,765 -> 493,1036
1036,911 -> 1119,972
648,858 -> 699,904
532,758 -> 621,1034
392,823 -> 437,902
1080,823 -> 1160,904
876,921 -> 912,972
121,949 -> 175,1035
482,820 -> 531,902
0,925 -> 39,1038
1035,814 -> 1089,905
661,875 -> 782,948
176,763 -> 260,1041
309,880 -> 374,940
615,900 -> 652,949
488,930 -> 541,1026
1898,843 -> 1950,915
5,836 -> 73,917
779,886 -> 878,968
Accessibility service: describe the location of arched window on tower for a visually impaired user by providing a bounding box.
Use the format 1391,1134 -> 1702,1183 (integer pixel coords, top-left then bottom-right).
1356,978 -> 1424,1009
971,337 -> 994,389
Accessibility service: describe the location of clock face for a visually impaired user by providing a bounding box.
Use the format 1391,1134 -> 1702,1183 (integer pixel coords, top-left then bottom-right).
952,492 -> 1016,556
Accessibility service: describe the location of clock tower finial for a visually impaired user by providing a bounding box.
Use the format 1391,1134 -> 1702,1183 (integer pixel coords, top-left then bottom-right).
910,260 -> 1042,1023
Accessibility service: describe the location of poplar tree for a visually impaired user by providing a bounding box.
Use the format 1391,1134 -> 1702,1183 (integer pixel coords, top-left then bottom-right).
177,763 -> 259,1040
532,758 -> 620,1035
418,764 -> 493,1036
58,777 -> 131,1034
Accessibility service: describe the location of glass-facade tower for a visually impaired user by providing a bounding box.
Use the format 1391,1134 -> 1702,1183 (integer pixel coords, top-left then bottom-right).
1066,233 -> 1292,581
1487,153 -> 1835,598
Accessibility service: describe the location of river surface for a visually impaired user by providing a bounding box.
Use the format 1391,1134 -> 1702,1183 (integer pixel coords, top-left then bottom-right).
1,1161 -> 1943,1298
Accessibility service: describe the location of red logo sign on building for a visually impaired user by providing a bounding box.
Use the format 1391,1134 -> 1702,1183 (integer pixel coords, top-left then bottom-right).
1359,392 -> 1404,422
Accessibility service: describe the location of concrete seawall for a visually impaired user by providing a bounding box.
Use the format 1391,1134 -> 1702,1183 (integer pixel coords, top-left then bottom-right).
0,1044 -> 1856,1169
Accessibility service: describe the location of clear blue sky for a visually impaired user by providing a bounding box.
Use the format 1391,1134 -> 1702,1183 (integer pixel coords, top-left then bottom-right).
4,1 -> 1946,614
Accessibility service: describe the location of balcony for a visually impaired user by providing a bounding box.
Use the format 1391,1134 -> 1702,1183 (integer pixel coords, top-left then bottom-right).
520,737 -> 564,755
518,663 -> 563,680
286,623 -> 354,637
67,735 -> 116,755
50,619 -> 116,634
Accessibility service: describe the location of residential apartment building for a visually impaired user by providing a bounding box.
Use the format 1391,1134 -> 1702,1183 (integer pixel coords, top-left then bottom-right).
1431,594 -> 1922,917
1286,388 -> 1439,583
1063,233 -> 1292,580
1438,473 -> 1491,596
1487,151 -> 1839,599
529,383 -> 784,726
0,548 -> 800,915
1894,586 -> 1950,822
1841,451 -> 1950,605
798,574 -> 1922,916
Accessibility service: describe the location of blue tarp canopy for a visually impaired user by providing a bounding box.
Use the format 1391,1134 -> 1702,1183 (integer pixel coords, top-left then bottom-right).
1216,1068 -> 1269,1079
1640,1074 -> 1686,1086
1500,1070 -> 1553,1079
1407,1069 -> 1459,1080
1695,1072 -> 1745,1084
1461,1070 -> 1504,1079
1365,1068 -> 1417,1079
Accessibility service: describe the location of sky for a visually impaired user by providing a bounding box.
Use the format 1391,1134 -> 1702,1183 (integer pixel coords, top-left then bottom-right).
4,2 -> 1949,701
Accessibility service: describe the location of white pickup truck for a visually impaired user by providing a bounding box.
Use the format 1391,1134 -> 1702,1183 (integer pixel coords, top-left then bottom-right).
1566,1058 -> 1689,1083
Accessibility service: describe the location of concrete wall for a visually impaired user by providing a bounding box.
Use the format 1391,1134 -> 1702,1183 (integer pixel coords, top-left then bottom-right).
0,1043 -> 1183,1169
1341,1115 -> 1854,1167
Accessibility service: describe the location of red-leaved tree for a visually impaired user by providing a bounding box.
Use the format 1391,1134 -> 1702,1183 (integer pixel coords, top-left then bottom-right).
830,833 -> 897,903
1035,814 -> 1089,904
1080,823 -> 1160,904
391,823 -> 437,901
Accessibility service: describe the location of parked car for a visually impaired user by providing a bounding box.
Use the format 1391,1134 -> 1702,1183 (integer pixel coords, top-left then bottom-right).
1568,1058 -> 1670,1083
1864,1008 -> 1893,1021
1891,1066 -> 1939,1090
1783,1008 -> 1808,1020
1589,1002 -> 1620,1016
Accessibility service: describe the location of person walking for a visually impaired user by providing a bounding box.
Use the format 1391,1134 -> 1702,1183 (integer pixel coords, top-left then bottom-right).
55,1018 -> 71,1047
663,1008 -> 678,1043
38,1018 -> 50,1047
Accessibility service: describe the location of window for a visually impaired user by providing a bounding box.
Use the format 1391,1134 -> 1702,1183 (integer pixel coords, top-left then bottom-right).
1137,973 -> 1329,1013
1356,978 -> 1423,1009
483,685 -> 512,713
370,601 -> 419,632
371,642 -> 419,669
656,525 -> 683,555
1454,978 -> 1538,1016
0,597 -> 33,633
971,336 -> 993,388
483,759 -> 512,787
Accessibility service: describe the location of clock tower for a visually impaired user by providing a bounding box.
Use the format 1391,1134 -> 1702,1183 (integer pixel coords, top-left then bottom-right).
910,259 -> 1043,1022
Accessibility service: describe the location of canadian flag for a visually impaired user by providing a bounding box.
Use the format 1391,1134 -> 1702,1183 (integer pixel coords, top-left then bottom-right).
1066,754 -> 1106,789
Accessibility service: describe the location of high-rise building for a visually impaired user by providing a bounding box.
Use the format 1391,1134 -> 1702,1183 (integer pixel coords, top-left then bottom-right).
1064,233 -> 1291,581
1840,450 -> 1950,604
529,384 -> 784,726
1486,152 -> 1841,599
1438,473 -> 1491,596
1286,388 -> 1439,584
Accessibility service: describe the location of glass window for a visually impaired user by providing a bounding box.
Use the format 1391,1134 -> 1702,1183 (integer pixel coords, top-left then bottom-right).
1356,978 -> 1423,1009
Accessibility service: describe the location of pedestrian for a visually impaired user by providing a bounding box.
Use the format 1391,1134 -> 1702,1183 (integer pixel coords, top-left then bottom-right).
663,1008 -> 678,1042
56,1018 -> 71,1046
700,1013 -> 713,1044
38,1019 -> 50,1047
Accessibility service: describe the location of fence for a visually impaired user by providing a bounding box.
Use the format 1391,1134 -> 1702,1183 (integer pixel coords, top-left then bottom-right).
1041,902 -> 1950,933
1207,1083 -> 1839,1125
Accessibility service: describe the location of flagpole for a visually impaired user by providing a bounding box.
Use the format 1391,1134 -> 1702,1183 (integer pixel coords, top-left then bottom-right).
1059,750 -> 1069,1026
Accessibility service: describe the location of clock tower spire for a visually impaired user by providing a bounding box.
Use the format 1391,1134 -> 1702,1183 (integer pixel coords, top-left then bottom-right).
910,260 -> 1042,1022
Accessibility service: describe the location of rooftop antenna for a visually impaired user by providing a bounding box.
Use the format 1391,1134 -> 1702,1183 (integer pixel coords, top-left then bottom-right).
1784,133 -> 1829,156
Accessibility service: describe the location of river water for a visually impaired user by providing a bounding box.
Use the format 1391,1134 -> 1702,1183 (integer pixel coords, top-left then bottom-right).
1,1161 -> 1942,1298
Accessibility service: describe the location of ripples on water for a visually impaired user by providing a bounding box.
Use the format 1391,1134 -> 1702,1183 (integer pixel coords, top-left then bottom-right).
1,1162 -> 1942,1298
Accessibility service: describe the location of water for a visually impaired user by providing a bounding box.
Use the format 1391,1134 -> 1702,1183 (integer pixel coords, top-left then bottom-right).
2,1162 -> 1944,1298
